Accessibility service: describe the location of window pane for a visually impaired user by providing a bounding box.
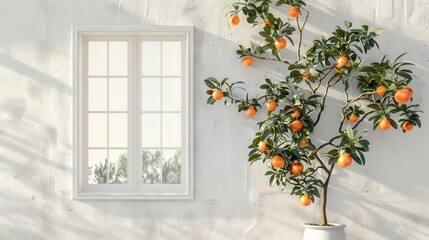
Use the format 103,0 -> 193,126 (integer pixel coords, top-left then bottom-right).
109,78 -> 128,111
88,41 -> 107,76
88,149 -> 108,184
162,149 -> 181,184
88,78 -> 107,111
162,41 -> 181,76
162,78 -> 181,111
142,41 -> 161,76
109,149 -> 127,184
109,41 -> 128,76
142,78 -> 161,111
109,113 -> 128,147
88,113 -> 107,147
162,113 -> 181,148
142,113 -> 161,148
142,149 -> 162,184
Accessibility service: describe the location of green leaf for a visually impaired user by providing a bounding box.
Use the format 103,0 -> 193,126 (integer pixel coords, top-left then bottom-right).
248,153 -> 261,162
373,28 -> 384,35
204,79 -> 216,89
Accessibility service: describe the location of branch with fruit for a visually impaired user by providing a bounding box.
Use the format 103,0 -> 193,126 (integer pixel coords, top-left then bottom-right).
205,0 -> 422,226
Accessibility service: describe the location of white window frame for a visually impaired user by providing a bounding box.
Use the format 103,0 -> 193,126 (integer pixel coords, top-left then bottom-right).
72,26 -> 194,200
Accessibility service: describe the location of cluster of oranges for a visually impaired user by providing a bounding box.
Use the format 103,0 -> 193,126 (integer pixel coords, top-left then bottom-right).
229,6 -> 300,67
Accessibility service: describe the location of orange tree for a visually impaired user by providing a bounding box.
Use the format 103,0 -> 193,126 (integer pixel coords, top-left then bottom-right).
204,0 -> 422,226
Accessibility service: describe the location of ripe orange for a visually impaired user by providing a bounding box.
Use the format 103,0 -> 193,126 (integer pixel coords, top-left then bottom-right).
291,109 -> 301,119
376,86 -> 387,96
271,155 -> 285,169
303,75 -> 310,81
290,161 -> 304,175
291,120 -> 303,132
394,88 -> 413,103
266,100 -> 277,111
275,38 -> 287,50
337,56 -> 349,68
246,107 -> 256,118
402,121 -> 414,132
262,20 -> 273,28
288,6 -> 300,19
299,194 -> 312,206
212,89 -> 224,101
299,139 -> 308,147
229,15 -> 240,26
243,56 -> 254,67
378,118 -> 391,131
349,113 -> 359,123
337,153 -> 352,168
258,139 -> 269,153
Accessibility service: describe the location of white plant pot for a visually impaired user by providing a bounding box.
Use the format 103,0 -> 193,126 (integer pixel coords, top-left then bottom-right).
303,223 -> 347,240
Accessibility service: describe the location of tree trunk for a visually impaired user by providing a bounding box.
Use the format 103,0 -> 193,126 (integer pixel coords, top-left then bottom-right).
320,186 -> 328,226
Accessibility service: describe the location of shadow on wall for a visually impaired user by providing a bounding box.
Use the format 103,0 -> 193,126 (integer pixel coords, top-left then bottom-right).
0,0 -> 428,239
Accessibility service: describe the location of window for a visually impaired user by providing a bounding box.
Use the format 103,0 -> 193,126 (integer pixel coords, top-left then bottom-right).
72,26 -> 194,200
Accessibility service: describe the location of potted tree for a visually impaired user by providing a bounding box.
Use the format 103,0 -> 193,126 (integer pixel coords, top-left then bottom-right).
204,0 -> 423,239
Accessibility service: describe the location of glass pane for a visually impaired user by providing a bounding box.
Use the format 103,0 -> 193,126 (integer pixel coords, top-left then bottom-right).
109,78 -> 128,111
162,113 -> 181,148
109,149 -> 127,184
88,78 -> 107,111
142,113 -> 161,148
162,41 -> 181,76
109,113 -> 128,148
142,78 -> 161,111
88,113 -> 107,147
142,41 -> 161,76
88,41 -> 107,76
162,78 -> 181,111
88,149 -> 108,184
142,149 -> 162,184
109,41 -> 128,76
162,149 -> 181,184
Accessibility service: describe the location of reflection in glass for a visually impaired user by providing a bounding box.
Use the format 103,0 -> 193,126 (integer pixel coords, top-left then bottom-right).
142,149 -> 181,184
109,41 -> 128,76
162,41 -> 181,76
88,41 -> 107,76
142,41 -> 161,76
162,78 -> 181,111
88,78 -> 107,111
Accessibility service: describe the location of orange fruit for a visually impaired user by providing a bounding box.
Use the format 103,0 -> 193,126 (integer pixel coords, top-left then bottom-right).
271,155 -> 285,169
378,118 -> 391,131
337,56 -> 349,68
288,6 -> 300,19
349,113 -> 359,123
303,75 -> 310,81
299,194 -> 312,206
243,56 -> 253,67
376,86 -> 387,96
246,107 -> 256,118
212,89 -> 224,101
262,20 -> 273,28
258,139 -> 269,152
402,121 -> 414,132
337,153 -> 352,168
394,88 -> 413,103
229,15 -> 240,26
291,109 -> 301,119
291,120 -> 303,132
266,100 -> 277,111
290,161 -> 304,175
299,139 -> 308,147
275,38 -> 287,50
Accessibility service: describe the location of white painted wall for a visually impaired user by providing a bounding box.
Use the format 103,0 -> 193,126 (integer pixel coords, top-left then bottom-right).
0,0 -> 428,239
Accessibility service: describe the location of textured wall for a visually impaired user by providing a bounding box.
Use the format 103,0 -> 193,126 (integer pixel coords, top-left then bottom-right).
0,0 -> 428,239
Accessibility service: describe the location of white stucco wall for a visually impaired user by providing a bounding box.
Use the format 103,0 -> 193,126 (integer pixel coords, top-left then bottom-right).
0,0 -> 428,239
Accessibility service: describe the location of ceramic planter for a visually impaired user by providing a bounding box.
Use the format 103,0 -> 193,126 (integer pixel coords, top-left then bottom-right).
303,223 -> 347,240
